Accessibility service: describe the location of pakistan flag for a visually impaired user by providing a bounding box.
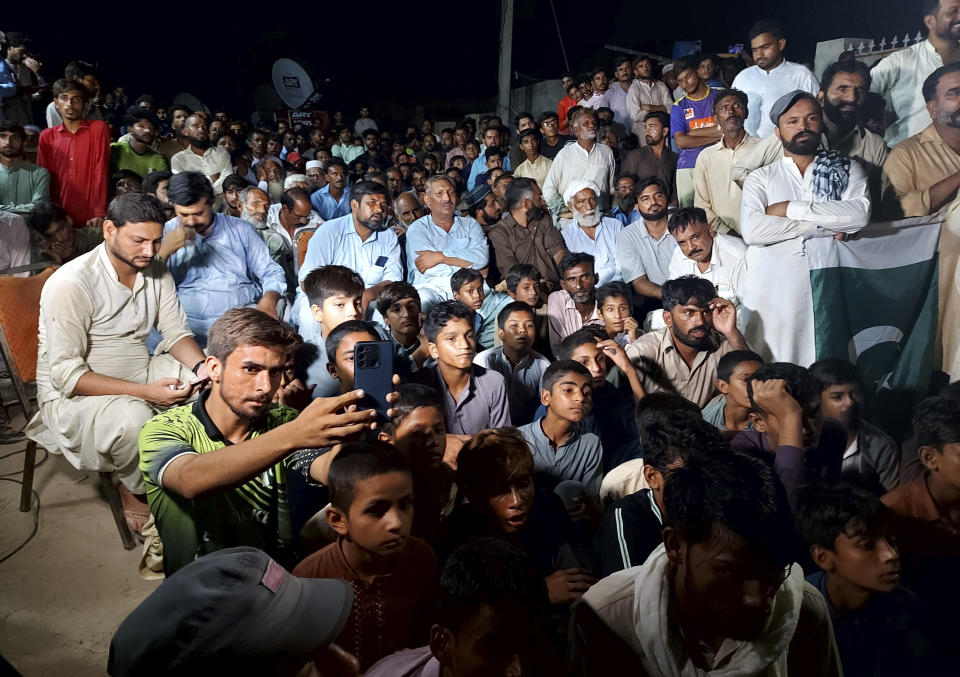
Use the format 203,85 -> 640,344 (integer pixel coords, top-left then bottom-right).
806,217 -> 942,437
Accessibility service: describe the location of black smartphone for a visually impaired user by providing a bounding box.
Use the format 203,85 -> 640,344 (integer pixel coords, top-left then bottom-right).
353,341 -> 394,422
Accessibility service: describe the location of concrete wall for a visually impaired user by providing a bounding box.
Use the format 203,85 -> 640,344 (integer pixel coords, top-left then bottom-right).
510,79 -> 564,120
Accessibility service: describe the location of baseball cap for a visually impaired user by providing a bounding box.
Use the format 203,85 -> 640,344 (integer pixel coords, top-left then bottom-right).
769,89 -> 820,127
108,547 -> 353,676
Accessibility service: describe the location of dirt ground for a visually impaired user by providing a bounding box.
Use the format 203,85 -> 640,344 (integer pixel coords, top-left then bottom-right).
0,408 -> 160,676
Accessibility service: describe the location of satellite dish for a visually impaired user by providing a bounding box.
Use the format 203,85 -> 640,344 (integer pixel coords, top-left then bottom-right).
171,92 -> 208,115
272,58 -> 314,110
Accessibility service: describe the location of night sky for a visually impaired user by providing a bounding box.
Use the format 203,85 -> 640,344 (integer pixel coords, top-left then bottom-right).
3,1 -> 922,124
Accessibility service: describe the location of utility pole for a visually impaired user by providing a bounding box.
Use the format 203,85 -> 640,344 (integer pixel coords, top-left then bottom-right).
497,0 -> 514,124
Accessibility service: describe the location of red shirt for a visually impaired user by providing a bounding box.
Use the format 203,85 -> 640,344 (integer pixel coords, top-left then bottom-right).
37,119 -> 110,227
558,95 -> 579,134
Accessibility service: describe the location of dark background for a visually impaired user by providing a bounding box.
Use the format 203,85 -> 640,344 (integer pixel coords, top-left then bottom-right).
2,1 -> 923,126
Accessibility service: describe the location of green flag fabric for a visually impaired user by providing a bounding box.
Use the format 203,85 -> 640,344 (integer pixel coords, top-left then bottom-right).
806,217 -> 942,437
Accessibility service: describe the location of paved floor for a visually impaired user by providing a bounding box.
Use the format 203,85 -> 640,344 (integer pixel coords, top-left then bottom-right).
0,409 -> 160,676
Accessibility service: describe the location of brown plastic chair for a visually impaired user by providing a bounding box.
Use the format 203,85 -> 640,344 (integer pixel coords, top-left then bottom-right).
0,267 -> 136,550
297,230 -> 314,268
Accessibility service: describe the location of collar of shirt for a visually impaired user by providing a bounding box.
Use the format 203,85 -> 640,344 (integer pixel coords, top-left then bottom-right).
96,242 -> 144,293
678,86 -> 713,104
435,364 -> 477,409
657,326 -> 718,369
639,220 -> 671,244
533,416 -> 583,455
562,293 -> 599,318
55,119 -> 92,135
716,133 -> 755,152
919,123 -> 956,151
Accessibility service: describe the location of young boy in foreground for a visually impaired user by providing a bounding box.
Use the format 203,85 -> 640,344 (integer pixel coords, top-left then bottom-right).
292,441 -> 438,672
798,482 -> 936,676
595,282 -> 639,347
375,281 -> 430,372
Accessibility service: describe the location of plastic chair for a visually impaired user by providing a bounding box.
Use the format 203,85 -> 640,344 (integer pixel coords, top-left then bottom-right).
297,230 -> 314,268
0,267 -> 136,550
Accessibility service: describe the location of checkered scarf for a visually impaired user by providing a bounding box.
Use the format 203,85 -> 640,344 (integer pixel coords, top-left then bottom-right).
811,150 -> 850,202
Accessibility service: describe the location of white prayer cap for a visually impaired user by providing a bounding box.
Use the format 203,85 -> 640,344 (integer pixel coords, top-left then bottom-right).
305,160 -> 324,170
563,179 -> 600,205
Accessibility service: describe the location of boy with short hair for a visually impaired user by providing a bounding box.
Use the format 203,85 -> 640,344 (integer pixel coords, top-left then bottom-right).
734,361 -> 846,503
701,349 -> 764,433
366,538 -> 551,677
502,262 -> 553,355
292,441 -> 438,672
518,360 -> 603,503
298,265 -> 364,398
474,302 -> 550,426
451,266 -> 511,350
595,282 -> 639,347
375,281 -> 430,371
809,358 -> 900,493
447,428 -> 596,607
797,482 -> 935,677
378,383 -> 454,544
557,328 -> 644,472
415,300 -> 511,435
323,319 -> 381,393
595,410 -> 727,577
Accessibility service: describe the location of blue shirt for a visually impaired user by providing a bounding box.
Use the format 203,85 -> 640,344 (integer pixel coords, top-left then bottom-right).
405,214 -> 489,295
163,213 -> 286,341
310,184 -> 352,221
610,205 -> 641,227
466,150 -> 512,190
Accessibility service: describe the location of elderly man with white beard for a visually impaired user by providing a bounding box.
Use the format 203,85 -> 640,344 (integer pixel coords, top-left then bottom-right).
256,156 -> 286,203
559,179 -> 624,285
542,107 -> 617,218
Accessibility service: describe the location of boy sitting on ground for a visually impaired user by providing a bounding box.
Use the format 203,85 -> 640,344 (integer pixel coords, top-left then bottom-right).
413,300 -> 511,437
374,281 -> 430,373
596,282 -> 640,347
298,265 -> 364,398
809,358 -> 900,493
292,441 -> 438,672
474,301 -> 550,426
701,349 -> 764,433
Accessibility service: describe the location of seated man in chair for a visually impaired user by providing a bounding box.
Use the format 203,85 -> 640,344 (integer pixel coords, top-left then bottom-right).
25,192 -> 208,537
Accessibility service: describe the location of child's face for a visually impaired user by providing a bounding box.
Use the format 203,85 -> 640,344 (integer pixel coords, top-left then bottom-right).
718,360 -> 763,409
920,442 -> 960,489
817,528 -> 901,594
507,278 -> 539,306
542,371 -> 593,423
312,293 -> 362,336
752,396 -> 823,449
435,601 -> 533,677
339,471 -> 415,557
498,311 -> 535,355
429,317 -> 476,369
598,294 -> 631,333
568,343 -> 607,389
486,470 -> 535,535
455,278 -> 485,311
384,405 -> 447,467
327,331 -> 378,392
384,296 -> 421,337
820,382 -> 861,431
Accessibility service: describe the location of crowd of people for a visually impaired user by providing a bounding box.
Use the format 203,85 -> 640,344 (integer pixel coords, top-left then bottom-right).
4,3 -> 960,675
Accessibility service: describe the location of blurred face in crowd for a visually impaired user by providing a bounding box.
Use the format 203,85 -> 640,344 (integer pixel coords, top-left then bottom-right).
261,160 -> 284,182
613,176 -> 636,213
636,183 -> 668,221
820,381 -> 862,432
569,187 -> 600,228
380,405 -> 446,469
635,58 -> 653,80
424,178 -> 457,221
573,111 -> 597,142
241,188 -> 270,226
615,59 -> 632,84
821,70 -> 867,128
776,98 -> 823,156
423,154 -> 439,174
499,309 -> 535,356
209,119 -> 224,138
128,116 -> 157,146
114,174 -> 141,195
326,163 -> 347,191
411,169 -> 428,194
520,133 -> 539,160
279,197 -> 312,231
591,70 -> 609,93
567,341 -> 607,389
698,57 -> 718,82
540,115 -> 559,139
560,262 -> 597,307
715,94 -> 747,135
385,167 -> 403,196
224,183 -> 243,211
717,360 -> 763,410
352,191 -> 390,233
0,128 -> 24,160
928,0 -> 960,41
217,134 -> 238,154
174,198 -> 216,234
55,87 -> 86,122
182,114 -> 211,149
172,108 -> 189,132
672,220 -> 716,267
750,32 -> 786,71
394,193 -> 425,226
676,67 -> 703,95
248,131 -> 267,156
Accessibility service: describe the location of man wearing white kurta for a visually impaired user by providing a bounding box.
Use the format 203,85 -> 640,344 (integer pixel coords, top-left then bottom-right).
560,180 -> 623,285
24,193 -> 207,532
542,108 -> 616,217
405,175 -> 489,311
667,207 -> 747,309
870,1 -> 960,147
739,91 -> 870,366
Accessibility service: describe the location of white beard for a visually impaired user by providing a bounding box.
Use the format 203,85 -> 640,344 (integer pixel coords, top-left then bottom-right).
240,208 -> 267,228
575,209 -> 601,228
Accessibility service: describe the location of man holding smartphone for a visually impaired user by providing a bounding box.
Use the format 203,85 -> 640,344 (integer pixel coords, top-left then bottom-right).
139,307 -> 388,575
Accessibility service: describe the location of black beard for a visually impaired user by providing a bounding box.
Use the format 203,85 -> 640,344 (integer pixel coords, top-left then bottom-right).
823,99 -> 859,128
359,215 -> 389,232
673,323 -> 713,351
638,206 -> 666,222
188,137 -> 210,150
525,205 -> 546,222
614,196 -> 635,213
783,132 -> 819,156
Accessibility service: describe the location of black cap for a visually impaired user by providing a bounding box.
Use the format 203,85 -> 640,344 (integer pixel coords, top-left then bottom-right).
108,547 -> 353,676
